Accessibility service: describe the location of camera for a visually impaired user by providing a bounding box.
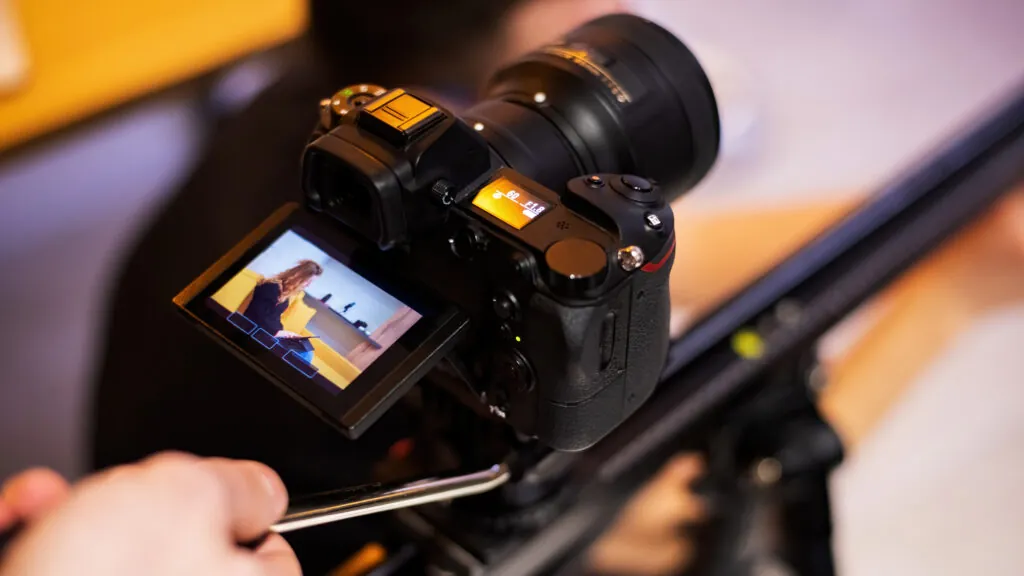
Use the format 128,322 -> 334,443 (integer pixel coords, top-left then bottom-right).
177,14 -> 720,452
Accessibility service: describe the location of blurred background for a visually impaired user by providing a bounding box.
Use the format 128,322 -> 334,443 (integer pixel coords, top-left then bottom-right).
1,0 -> 1023,574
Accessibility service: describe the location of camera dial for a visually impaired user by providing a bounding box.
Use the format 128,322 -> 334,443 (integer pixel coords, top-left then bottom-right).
319,84 -> 388,129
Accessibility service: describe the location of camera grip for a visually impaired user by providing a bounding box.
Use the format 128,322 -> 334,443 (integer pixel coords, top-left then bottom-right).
620,243 -> 674,414
531,241 -> 674,451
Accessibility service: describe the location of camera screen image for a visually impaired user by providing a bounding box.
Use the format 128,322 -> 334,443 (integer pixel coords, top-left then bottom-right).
207,229 -> 422,392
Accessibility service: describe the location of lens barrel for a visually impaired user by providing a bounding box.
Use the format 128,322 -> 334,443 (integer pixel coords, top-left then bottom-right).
464,13 -> 720,198
302,14 -> 721,249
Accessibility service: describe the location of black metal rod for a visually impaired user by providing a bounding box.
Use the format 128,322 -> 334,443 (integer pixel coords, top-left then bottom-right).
592,81 -> 1024,488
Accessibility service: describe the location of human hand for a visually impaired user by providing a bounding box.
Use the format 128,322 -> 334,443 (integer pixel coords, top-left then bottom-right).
0,452 -> 298,576
587,454 -> 708,576
0,467 -> 70,536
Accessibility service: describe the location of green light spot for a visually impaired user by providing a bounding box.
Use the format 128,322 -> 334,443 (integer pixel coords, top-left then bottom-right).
515,336 -> 522,343
342,88 -> 354,97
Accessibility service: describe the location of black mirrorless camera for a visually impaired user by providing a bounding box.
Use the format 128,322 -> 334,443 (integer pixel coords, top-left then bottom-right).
177,14 -> 720,452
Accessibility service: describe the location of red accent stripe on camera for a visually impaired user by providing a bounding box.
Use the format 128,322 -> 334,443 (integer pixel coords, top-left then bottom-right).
641,239 -> 675,273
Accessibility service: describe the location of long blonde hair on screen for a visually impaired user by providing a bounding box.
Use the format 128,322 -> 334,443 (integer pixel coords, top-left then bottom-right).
265,259 -> 323,303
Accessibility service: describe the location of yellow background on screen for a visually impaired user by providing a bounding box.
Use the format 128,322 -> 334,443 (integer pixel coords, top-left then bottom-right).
212,268 -> 361,390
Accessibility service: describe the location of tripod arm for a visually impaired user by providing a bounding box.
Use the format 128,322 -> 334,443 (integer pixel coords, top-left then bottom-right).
771,405 -> 843,576
686,358 -> 843,576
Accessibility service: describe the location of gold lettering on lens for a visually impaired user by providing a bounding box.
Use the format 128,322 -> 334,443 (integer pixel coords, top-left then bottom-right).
541,45 -> 632,104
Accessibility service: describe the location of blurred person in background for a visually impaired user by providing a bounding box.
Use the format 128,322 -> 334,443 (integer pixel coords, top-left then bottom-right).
92,0 -> 620,480
87,0 -> 704,573
74,0 -> 1024,572
11,184 -> 1018,575
7,189 -> 1020,575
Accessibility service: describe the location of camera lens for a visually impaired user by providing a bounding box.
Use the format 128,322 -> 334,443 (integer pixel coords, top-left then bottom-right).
463,14 -> 720,197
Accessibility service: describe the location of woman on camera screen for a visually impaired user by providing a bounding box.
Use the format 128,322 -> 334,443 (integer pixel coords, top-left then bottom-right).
242,259 -> 324,361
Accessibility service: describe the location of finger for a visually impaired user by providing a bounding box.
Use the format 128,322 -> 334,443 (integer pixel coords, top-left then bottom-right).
201,459 -> 288,542
589,536 -> 694,576
1,468 -> 71,521
669,307 -> 694,339
659,453 -> 706,487
251,533 -> 302,576
997,189 -> 1024,249
0,499 -> 15,530
613,455 -> 708,537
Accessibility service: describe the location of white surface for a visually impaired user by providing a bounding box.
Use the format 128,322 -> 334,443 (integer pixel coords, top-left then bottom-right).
635,0 -> 1024,208
833,310 -> 1024,576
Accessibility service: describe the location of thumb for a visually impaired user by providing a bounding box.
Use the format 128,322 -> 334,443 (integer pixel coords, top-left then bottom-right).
239,533 -> 301,576
197,459 -> 289,542
1,468 -> 70,523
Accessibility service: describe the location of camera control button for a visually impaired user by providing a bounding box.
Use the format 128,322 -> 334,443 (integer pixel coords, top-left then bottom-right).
496,349 -> 534,393
324,84 -> 388,127
644,212 -> 663,230
545,238 -> 608,294
449,228 -> 487,259
500,322 -> 516,342
492,292 -> 520,320
586,175 -> 605,188
621,175 -> 652,192
617,245 -> 646,272
611,175 -> 658,204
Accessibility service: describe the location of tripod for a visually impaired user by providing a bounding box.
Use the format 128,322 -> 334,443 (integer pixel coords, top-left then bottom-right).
689,358 -> 843,576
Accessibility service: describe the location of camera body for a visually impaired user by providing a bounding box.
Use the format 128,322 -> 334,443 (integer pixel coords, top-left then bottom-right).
177,15 -> 718,453
304,86 -> 676,450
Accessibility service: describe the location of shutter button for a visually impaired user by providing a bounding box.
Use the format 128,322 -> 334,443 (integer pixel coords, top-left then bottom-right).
620,175 -> 653,192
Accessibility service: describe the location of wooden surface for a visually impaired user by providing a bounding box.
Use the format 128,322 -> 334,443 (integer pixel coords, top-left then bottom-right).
0,0 -> 306,151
